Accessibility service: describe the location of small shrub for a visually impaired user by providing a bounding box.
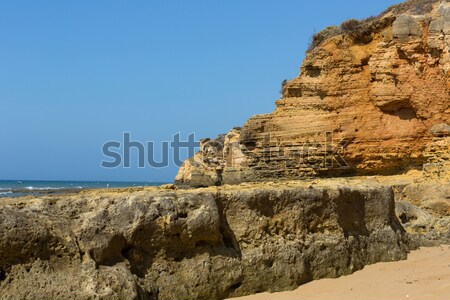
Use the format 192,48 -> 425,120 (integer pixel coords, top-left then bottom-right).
341,18 -> 376,44
341,19 -> 361,33
280,79 -> 288,96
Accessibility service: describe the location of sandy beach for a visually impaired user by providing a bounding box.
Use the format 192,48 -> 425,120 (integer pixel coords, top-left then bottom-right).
230,245 -> 450,300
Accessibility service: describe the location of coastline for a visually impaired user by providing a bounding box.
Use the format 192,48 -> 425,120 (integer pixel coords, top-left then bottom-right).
0,180 -> 166,198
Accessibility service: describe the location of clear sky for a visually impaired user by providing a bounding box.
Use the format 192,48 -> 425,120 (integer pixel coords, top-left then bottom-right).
0,0 -> 401,182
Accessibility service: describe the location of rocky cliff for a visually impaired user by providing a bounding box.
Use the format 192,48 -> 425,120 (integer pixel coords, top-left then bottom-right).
176,0 -> 450,187
0,180 -> 410,300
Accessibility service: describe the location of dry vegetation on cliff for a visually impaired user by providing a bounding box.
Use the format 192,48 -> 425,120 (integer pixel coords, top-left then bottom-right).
308,0 -> 444,51
384,0 -> 442,15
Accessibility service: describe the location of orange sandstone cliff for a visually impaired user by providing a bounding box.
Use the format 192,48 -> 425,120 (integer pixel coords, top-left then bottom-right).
176,0 -> 450,187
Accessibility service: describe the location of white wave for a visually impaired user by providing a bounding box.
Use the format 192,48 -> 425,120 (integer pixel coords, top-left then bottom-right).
24,186 -> 64,191
0,191 -> 12,195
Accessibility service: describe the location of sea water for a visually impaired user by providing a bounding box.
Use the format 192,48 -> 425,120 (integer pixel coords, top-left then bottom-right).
0,180 -> 166,198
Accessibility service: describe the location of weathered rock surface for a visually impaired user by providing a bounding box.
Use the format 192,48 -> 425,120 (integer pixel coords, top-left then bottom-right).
176,1 -> 450,187
0,181 -> 410,300
393,161 -> 450,245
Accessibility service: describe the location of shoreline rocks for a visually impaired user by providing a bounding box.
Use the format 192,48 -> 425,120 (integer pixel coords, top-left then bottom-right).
0,179 -> 412,300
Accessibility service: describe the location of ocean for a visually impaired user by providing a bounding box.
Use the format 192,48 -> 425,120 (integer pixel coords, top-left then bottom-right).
0,180 -> 167,198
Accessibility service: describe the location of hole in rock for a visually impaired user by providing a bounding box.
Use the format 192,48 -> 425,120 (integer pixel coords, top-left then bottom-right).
178,212 -> 188,219
399,213 -> 417,224
361,56 -> 370,66
243,141 -> 256,151
228,281 -> 242,292
391,107 -> 417,120
286,88 -> 303,97
379,101 -> 417,121
305,66 -> 321,77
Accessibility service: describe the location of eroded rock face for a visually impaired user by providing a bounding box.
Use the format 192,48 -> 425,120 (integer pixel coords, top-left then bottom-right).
0,182 -> 409,300
176,1 -> 450,187
393,158 -> 450,245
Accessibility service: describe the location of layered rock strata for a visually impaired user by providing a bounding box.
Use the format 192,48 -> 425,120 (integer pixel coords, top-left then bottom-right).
176,1 -> 450,187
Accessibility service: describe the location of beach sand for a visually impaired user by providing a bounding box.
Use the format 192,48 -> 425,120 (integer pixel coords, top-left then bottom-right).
230,245 -> 450,300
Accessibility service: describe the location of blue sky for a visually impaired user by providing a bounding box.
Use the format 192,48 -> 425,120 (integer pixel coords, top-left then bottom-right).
0,0 -> 401,182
